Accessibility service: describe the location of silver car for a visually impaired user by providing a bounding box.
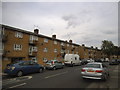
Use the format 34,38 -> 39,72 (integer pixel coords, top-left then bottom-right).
81,62 -> 109,81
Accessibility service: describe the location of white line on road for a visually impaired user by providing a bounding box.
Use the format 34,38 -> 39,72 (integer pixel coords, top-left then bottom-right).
45,71 -> 68,79
9,83 -> 26,88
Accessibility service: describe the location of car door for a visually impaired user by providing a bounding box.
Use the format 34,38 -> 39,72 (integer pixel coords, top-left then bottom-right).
20,61 -> 32,74
28,61 -> 39,73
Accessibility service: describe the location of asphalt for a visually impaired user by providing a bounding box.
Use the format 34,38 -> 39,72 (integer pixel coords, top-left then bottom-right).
2,62 -> 120,89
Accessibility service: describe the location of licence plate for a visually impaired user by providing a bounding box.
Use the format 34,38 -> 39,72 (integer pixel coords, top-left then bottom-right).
87,69 -> 94,72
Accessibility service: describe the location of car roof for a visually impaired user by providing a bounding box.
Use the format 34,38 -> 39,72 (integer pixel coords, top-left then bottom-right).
87,62 -> 102,64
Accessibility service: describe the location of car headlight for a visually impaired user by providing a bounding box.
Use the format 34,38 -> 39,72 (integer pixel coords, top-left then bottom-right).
11,67 -> 15,70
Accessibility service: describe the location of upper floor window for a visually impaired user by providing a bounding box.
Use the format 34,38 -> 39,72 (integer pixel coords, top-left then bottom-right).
54,41 -> 57,44
54,49 -> 57,53
67,44 -> 69,47
15,32 -> 23,38
72,45 -> 74,47
43,48 -> 48,52
14,44 -> 22,50
29,46 -> 38,52
30,35 -> 38,41
61,42 -> 64,46
44,38 -> 48,43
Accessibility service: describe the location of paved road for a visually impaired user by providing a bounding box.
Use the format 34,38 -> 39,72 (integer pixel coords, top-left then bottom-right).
2,62 -> 120,89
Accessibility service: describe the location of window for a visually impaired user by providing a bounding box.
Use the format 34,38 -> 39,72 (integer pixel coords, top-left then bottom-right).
54,49 -> 57,53
44,48 -> 48,52
72,51 -> 74,54
67,50 -> 70,54
32,47 -> 38,52
76,52 -> 78,54
43,58 -> 47,62
14,44 -> 22,50
67,44 -> 69,47
54,41 -> 57,44
61,42 -> 64,46
44,38 -> 48,43
61,49 -> 64,53
15,32 -> 23,38
72,45 -> 74,47
30,35 -> 38,41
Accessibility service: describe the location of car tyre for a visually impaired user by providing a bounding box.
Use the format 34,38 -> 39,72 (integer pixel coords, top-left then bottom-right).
102,74 -> 108,81
53,67 -> 56,70
39,68 -> 43,73
17,71 -> 23,77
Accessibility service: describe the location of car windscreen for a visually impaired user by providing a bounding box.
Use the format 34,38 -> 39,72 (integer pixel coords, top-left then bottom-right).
85,64 -> 101,68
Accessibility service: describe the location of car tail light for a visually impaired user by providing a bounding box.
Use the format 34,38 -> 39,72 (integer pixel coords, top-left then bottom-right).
95,70 -> 103,73
52,61 -> 54,64
81,69 -> 86,72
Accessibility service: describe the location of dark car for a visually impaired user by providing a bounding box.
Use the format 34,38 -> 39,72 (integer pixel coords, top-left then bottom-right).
117,59 -> 120,63
81,59 -> 88,65
4,60 -> 44,77
109,59 -> 119,65
94,59 -> 102,62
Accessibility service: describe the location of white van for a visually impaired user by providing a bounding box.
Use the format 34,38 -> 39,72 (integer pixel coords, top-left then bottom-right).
64,54 -> 81,66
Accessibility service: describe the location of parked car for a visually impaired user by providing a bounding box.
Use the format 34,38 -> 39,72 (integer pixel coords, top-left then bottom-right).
64,54 -> 81,66
81,62 -> 109,81
109,59 -> 119,65
94,59 -> 102,62
4,60 -> 44,77
46,60 -> 64,70
117,59 -> 120,63
81,59 -> 88,65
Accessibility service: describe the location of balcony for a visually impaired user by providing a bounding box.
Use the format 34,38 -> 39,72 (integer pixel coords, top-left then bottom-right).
29,40 -> 38,46
61,46 -> 66,50
2,35 -> 8,42
28,51 -> 37,57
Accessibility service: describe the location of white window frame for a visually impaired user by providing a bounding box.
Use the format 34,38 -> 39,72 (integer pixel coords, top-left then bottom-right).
67,50 -> 70,54
15,32 -> 23,38
44,38 -> 48,43
14,44 -> 22,50
54,49 -> 57,53
72,45 -> 74,47
43,48 -> 48,52
30,35 -> 38,41
61,42 -> 64,46
54,41 -> 57,44
67,44 -> 69,47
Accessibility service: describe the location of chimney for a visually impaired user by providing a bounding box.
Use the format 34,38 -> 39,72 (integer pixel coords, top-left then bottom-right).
91,46 -> 93,48
69,40 -> 72,43
96,47 -> 98,49
82,44 -> 85,47
34,29 -> 39,34
52,35 -> 56,39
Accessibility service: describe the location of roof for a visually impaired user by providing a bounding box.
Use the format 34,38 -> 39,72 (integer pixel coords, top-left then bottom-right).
2,24 -> 79,46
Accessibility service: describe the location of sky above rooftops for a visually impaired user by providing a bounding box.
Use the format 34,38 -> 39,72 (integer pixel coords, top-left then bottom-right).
2,1 -> 118,49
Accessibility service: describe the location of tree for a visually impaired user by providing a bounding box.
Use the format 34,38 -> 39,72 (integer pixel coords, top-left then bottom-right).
101,40 -> 114,59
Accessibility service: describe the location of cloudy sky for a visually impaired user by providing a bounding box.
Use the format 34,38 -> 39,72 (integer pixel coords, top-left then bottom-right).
2,2 -> 118,49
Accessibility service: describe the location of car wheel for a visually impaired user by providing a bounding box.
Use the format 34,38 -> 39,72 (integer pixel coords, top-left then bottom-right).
102,74 -> 108,81
17,71 -> 23,77
39,68 -> 43,73
53,67 -> 56,70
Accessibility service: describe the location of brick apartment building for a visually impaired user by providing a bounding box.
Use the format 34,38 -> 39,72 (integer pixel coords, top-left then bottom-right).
1,24 -> 106,70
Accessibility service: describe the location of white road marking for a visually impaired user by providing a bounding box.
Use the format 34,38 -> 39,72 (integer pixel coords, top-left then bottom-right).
9,83 -> 26,88
45,71 -> 68,79
3,76 -> 32,86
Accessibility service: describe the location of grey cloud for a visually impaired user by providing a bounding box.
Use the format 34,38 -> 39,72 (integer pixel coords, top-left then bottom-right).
62,10 -> 91,29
